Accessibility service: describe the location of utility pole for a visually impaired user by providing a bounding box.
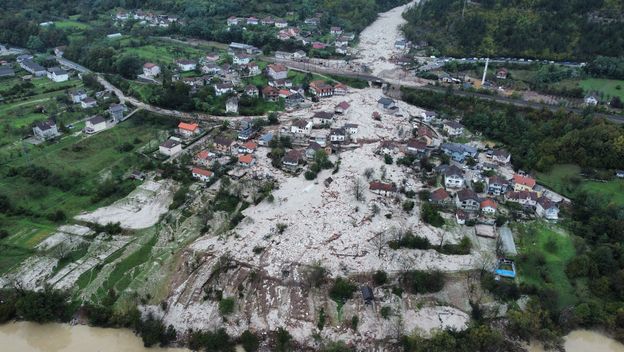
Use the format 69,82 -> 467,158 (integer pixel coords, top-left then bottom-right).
481,57 -> 489,86
462,0 -> 467,18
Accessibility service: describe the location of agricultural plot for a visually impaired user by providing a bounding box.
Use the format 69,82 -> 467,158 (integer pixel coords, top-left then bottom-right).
538,164 -> 624,206
0,112 -> 176,272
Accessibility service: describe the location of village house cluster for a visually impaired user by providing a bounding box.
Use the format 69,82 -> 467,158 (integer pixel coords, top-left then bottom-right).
139,42 -> 350,113
226,14 -> 356,55
113,9 -> 179,27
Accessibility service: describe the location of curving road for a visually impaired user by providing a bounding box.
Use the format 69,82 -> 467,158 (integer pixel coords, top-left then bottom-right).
56,57 -> 264,123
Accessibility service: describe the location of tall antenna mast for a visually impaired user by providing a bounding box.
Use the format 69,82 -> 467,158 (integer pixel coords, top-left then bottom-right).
481,57 -> 489,85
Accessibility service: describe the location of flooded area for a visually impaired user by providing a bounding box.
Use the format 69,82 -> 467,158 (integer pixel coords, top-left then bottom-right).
529,330 -> 624,352
0,322 -> 189,352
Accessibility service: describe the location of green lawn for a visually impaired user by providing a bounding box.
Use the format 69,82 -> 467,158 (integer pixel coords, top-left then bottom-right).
538,164 -> 624,206
579,78 -> 624,100
0,112 -> 175,241
54,20 -> 91,30
515,222 -> 577,309
120,43 -> 205,64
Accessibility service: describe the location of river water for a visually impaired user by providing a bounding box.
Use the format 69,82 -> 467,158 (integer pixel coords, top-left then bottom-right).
529,330 -> 624,352
0,322 -> 189,352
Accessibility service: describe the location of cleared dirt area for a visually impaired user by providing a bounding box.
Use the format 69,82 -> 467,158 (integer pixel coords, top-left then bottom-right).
75,179 -> 177,230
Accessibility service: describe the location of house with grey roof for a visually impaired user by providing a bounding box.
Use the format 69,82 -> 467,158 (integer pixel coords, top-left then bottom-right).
33,119 -> 60,140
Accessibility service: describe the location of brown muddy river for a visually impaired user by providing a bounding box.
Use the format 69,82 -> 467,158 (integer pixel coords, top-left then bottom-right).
2,322 -> 623,352
0,322 -> 189,352
529,329 -> 624,352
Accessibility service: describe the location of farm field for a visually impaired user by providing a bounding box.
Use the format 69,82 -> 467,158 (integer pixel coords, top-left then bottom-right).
579,78 -> 624,100
119,42 -> 206,64
538,164 -> 624,206
514,222 -> 577,309
0,112 -> 177,273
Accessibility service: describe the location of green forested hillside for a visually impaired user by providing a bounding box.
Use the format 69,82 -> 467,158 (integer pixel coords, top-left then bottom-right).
403,0 -> 624,60
0,0 -> 409,49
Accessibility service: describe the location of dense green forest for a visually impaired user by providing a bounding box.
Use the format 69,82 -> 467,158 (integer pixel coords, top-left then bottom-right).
0,0 -> 409,50
403,87 -> 624,343
402,0 -> 624,61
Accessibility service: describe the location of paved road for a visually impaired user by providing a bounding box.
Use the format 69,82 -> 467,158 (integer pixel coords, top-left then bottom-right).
273,58 -> 624,124
57,57 -> 264,123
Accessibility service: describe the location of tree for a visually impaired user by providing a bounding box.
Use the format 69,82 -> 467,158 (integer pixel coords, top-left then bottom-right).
116,54 -> 142,79
26,35 -> 44,51
240,330 -> 259,352
371,232 -> 387,257
219,297 -> 235,316
329,278 -> 356,304
353,178 -> 365,202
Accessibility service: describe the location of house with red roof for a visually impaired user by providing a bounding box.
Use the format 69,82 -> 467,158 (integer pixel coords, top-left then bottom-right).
512,174 -> 536,192
369,181 -> 397,195
480,198 -> 497,215
178,122 -> 200,137
192,167 -> 213,182
238,154 -> 255,167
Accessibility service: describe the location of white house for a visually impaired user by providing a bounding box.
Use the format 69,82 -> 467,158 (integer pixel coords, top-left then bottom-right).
267,64 -> 288,80
85,116 -> 106,134
192,167 -> 213,182
312,111 -> 334,126
329,128 -> 347,143
178,122 -> 200,137
47,67 -> 69,82
480,199 -> 497,215
274,19 -> 288,28
444,165 -> 464,188
233,53 -> 252,65
344,123 -> 358,135
143,63 -> 161,77
421,110 -> 437,122
81,97 -> 97,109
214,82 -> 234,96
176,59 -> 197,72
443,120 -> 464,137
536,197 -> 559,220
70,90 -> 87,103
33,119 -> 60,140
291,119 -> 313,135
159,139 -> 182,156
584,95 -> 598,106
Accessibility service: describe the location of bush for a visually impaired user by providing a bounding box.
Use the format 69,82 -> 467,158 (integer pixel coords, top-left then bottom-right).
400,270 -> 445,294
317,308 -> 326,330
350,315 -> 359,330
421,203 -> 444,227
275,327 -> 292,352
402,200 -> 415,212
380,306 -> 392,319
384,154 -> 393,164
329,277 -> 357,304
219,297 -> 235,316
240,330 -> 259,352
304,170 -> 317,180
373,270 -> 388,285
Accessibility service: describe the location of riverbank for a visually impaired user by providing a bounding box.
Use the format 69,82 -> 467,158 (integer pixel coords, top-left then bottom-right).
0,321 -> 190,352
529,330 -> 624,352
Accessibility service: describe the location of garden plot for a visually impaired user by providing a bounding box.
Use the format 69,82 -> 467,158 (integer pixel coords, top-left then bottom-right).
75,180 -> 177,230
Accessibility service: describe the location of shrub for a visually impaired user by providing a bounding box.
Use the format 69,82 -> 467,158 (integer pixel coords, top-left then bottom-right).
373,270 -> 388,285
304,170 -> 317,180
384,154 -> 393,164
350,315 -> 359,330
240,330 -> 259,352
218,297 -> 235,316
329,277 -> 356,303
402,200 -> 415,212
380,306 -> 392,319
400,270 -> 445,294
